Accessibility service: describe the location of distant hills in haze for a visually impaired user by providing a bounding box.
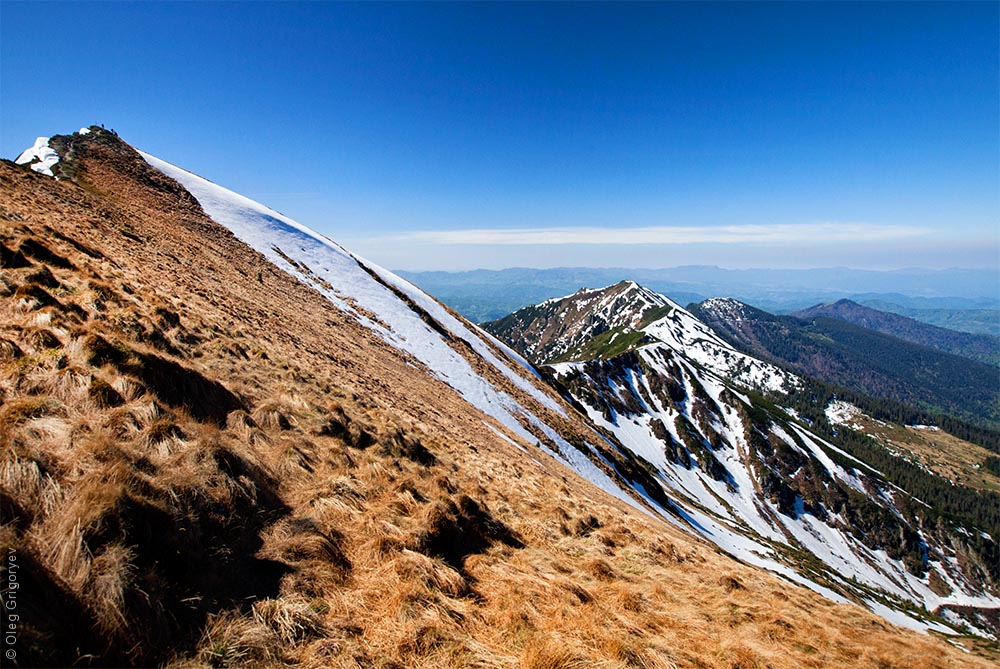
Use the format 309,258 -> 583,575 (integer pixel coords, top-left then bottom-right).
689,298 -> 1000,429
790,299 -> 1000,367
396,267 -> 1000,334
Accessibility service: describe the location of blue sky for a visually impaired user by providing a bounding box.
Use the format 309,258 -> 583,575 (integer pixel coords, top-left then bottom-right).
2,2 -> 997,271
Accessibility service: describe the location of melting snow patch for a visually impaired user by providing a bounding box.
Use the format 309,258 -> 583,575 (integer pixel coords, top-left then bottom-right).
825,400 -> 862,429
16,137 -> 60,176
484,422 -> 526,452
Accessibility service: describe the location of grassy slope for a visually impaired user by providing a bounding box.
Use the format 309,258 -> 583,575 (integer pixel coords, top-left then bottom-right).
836,414 -> 1000,494
0,133 -> 995,667
550,327 -> 652,363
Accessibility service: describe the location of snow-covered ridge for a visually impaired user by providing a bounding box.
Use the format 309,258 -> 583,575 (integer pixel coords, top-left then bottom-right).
494,280 -> 797,395
497,284 -> 997,635
137,151 -> 567,440
493,280 -> 681,362
640,303 -> 797,394
697,296 -> 749,321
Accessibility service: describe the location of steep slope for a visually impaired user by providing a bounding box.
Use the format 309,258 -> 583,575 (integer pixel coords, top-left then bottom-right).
488,285 -> 1000,639
690,297 -> 1000,428
791,299 -> 1000,367
2,128 -> 997,667
822,400 -> 1000,493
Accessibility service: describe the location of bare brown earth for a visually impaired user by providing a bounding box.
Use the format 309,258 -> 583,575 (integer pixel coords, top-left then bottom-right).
0,132 -> 995,667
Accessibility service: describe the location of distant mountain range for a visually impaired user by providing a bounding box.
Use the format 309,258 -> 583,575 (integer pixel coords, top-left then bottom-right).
790,299 -> 1000,366
397,267 -> 1000,334
856,300 -> 1000,337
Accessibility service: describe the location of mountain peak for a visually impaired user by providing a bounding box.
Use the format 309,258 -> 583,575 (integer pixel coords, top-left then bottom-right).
13,126 -> 135,181
697,296 -> 750,319
484,280 -> 678,363
485,283 -> 797,394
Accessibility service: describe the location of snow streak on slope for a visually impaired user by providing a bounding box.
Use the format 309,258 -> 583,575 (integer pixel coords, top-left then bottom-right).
641,305 -> 797,393
138,152 -> 568,445
547,340 -> 997,635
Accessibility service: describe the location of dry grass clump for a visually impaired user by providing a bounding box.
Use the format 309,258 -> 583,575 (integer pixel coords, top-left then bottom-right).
88,376 -> 125,408
252,596 -> 328,645
0,337 -> 23,360
520,636 -> 593,669
226,409 -> 270,446
393,549 -> 471,599
194,611 -> 283,668
252,400 -> 296,431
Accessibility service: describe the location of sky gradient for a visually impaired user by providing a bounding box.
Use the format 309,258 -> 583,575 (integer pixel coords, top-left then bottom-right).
2,2 -> 997,271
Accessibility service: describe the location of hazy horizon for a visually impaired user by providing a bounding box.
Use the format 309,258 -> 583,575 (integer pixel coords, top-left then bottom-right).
390,263 -> 996,274
393,264 -> 1000,297
392,263 -> 1000,275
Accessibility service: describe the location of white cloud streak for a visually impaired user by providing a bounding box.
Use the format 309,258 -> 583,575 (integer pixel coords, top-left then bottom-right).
380,223 -> 929,246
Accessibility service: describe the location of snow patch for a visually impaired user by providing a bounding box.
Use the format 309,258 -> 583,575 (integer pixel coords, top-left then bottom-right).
16,137 -> 59,176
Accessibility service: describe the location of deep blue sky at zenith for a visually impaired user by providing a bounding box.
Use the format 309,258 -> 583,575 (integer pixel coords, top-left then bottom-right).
2,2 -> 997,271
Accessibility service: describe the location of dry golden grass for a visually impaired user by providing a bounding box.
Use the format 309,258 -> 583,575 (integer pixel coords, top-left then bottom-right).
0,135 -> 996,668
836,410 -> 1000,492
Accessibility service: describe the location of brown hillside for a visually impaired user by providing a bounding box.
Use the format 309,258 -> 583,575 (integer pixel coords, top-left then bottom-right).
0,132 -> 994,667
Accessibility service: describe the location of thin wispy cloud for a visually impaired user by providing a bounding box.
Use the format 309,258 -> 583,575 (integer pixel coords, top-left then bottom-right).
382,223 -> 930,246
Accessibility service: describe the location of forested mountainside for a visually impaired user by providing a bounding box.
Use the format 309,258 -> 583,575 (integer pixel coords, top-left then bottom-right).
856,297 -> 1000,337
790,299 -> 1000,367
2,127 -> 997,668
688,298 -> 1000,429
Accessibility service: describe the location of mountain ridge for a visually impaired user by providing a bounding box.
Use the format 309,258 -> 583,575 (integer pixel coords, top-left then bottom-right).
790,298 -> 1000,366
3,127 -> 998,666
485,280 -> 1000,638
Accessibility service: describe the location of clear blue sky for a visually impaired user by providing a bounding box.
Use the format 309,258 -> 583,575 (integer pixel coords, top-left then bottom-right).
2,2 -> 997,271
